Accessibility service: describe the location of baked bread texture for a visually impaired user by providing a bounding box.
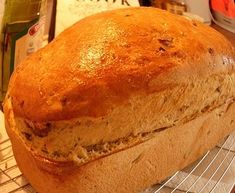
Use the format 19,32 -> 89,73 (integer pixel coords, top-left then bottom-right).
3,7 -> 235,193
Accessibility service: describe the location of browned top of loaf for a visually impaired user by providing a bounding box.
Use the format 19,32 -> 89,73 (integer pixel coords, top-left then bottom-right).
8,7 -> 235,122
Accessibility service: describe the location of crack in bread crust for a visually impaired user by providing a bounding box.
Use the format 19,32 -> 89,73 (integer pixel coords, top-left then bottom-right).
13,99 -> 235,166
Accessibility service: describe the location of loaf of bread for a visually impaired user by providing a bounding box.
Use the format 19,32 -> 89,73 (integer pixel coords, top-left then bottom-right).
3,7 -> 235,193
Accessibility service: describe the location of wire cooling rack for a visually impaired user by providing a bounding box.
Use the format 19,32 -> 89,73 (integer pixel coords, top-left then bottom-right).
0,133 -> 235,193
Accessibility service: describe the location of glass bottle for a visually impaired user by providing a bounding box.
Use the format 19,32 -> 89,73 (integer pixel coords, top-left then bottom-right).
0,0 -> 46,102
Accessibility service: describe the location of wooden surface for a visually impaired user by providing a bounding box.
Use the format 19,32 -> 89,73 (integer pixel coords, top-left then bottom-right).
211,23 -> 235,46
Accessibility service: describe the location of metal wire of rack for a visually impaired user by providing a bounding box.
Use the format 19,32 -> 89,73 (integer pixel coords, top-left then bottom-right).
0,133 -> 235,193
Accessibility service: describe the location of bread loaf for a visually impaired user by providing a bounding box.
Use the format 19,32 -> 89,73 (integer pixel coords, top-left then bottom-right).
4,7 -> 235,193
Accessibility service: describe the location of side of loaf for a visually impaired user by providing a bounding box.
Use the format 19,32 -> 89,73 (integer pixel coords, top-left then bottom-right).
4,95 -> 235,193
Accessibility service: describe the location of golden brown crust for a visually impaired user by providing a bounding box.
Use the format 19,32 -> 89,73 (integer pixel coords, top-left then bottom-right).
4,95 -> 235,193
8,7 -> 235,121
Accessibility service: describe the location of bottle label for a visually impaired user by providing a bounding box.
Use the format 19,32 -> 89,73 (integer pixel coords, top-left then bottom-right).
14,16 -> 45,69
